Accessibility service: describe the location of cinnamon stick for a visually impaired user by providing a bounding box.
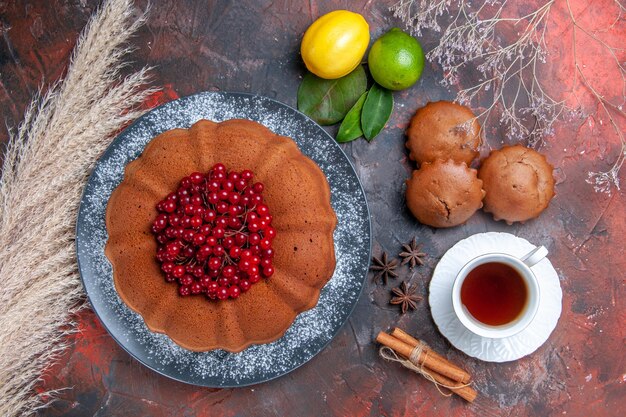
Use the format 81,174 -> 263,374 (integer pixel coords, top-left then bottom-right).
419,367 -> 478,403
389,328 -> 477,402
390,328 -> 467,376
376,329 -> 478,402
376,332 -> 471,384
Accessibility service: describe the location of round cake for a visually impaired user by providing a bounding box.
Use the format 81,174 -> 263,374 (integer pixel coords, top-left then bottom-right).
105,119 -> 337,352
405,159 -> 485,228
478,144 -> 555,224
406,101 -> 481,166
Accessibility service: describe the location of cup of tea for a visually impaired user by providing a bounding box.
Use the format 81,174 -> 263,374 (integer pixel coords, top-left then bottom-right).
451,246 -> 548,339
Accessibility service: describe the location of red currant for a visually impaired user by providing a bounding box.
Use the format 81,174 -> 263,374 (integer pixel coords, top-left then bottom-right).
182,229 -> 196,242
153,213 -> 168,230
217,287 -> 229,300
222,265 -> 235,278
206,281 -> 219,294
252,182 -> 264,193
256,204 -> 269,216
162,200 -> 177,213
238,258 -> 251,271
248,233 -> 261,245
260,237 -> 272,250
161,261 -> 175,274
198,245 -> 213,259
239,280 -> 251,292
229,246 -> 241,259
228,286 -> 241,299
190,172 -> 204,184
172,265 -> 186,278
179,274 -> 193,286
234,233 -> 247,246
241,170 -> 253,181
191,282 -> 203,294
190,216 -> 203,229
265,227 -> 276,240
213,245 -> 225,256
180,177 -> 192,188
235,179 -> 247,191
166,242 -> 181,256
208,257 -> 221,270
193,233 -> 206,246
169,214 -> 182,226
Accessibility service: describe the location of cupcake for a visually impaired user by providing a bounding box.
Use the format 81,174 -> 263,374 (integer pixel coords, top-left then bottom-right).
405,159 -> 485,228
406,101 -> 481,166
478,145 -> 555,224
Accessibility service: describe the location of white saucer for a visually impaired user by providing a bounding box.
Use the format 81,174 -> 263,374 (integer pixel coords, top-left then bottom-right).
429,232 -> 562,362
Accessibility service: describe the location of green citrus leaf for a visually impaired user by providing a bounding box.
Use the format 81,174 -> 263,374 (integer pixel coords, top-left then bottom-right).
361,83 -> 394,141
297,66 -> 368,125
336,91 -> 368,143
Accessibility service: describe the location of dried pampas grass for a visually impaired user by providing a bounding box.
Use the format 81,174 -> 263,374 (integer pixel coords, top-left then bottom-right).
0,0 -> 156,414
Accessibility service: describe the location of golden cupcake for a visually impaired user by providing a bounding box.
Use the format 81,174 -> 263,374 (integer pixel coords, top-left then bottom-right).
405,159 -> 485,228
406,101 -> 481,166
478,145 -> 555,224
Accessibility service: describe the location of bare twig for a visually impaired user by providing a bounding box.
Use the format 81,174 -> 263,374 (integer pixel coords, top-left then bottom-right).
564,0 -> 626,192
391,0 -> 626,193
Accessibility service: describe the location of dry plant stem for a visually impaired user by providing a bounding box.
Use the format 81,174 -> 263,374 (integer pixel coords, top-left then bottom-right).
391,0 -> 566,145
0,0 -> 156,415
564,0 -> 626,193
391,0 -> 626,192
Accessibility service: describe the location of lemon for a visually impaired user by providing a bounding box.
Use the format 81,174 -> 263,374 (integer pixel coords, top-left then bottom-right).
301,10 -> 370,79
368,28 -> 425,90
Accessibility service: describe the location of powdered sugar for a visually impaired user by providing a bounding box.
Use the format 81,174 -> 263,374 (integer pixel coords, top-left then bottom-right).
76,92 -> 371,386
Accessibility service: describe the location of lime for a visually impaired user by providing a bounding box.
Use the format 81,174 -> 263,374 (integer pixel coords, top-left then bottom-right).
368,28 -> 425,91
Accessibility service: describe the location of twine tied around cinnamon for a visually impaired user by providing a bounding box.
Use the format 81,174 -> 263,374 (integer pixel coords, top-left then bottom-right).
379,344 -> 472,397
376,330 -> 477,402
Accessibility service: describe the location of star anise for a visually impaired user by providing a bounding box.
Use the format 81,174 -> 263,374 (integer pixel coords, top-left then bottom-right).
399,238 -> 426,268
390,281 -> 421,314
370,252 -> 398,285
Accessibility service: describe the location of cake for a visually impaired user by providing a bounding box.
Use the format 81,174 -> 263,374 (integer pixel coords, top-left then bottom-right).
105,119 -> 337,352
478,144 -> 555,224
405,159 -> 485,228
406,101 -> 481,166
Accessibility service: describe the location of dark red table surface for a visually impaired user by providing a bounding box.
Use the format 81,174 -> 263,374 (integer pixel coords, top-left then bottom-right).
1,1 -> 624,416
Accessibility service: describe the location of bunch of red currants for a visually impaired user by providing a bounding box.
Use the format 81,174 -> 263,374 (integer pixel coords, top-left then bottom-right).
151,163 -> 276,300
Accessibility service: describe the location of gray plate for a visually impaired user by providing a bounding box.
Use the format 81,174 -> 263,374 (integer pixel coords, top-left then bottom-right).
76,92 -> 371,387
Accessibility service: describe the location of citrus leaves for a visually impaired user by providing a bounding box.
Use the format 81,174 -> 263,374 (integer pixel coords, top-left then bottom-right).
337,83 -> 393,142
298,64 -> 394,142
361,83 -> 393,141
337,92 -> 367,142
297,66 -> 367,125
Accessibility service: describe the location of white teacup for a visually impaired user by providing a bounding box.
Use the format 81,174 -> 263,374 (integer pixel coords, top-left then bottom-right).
451,246 -> 548,339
